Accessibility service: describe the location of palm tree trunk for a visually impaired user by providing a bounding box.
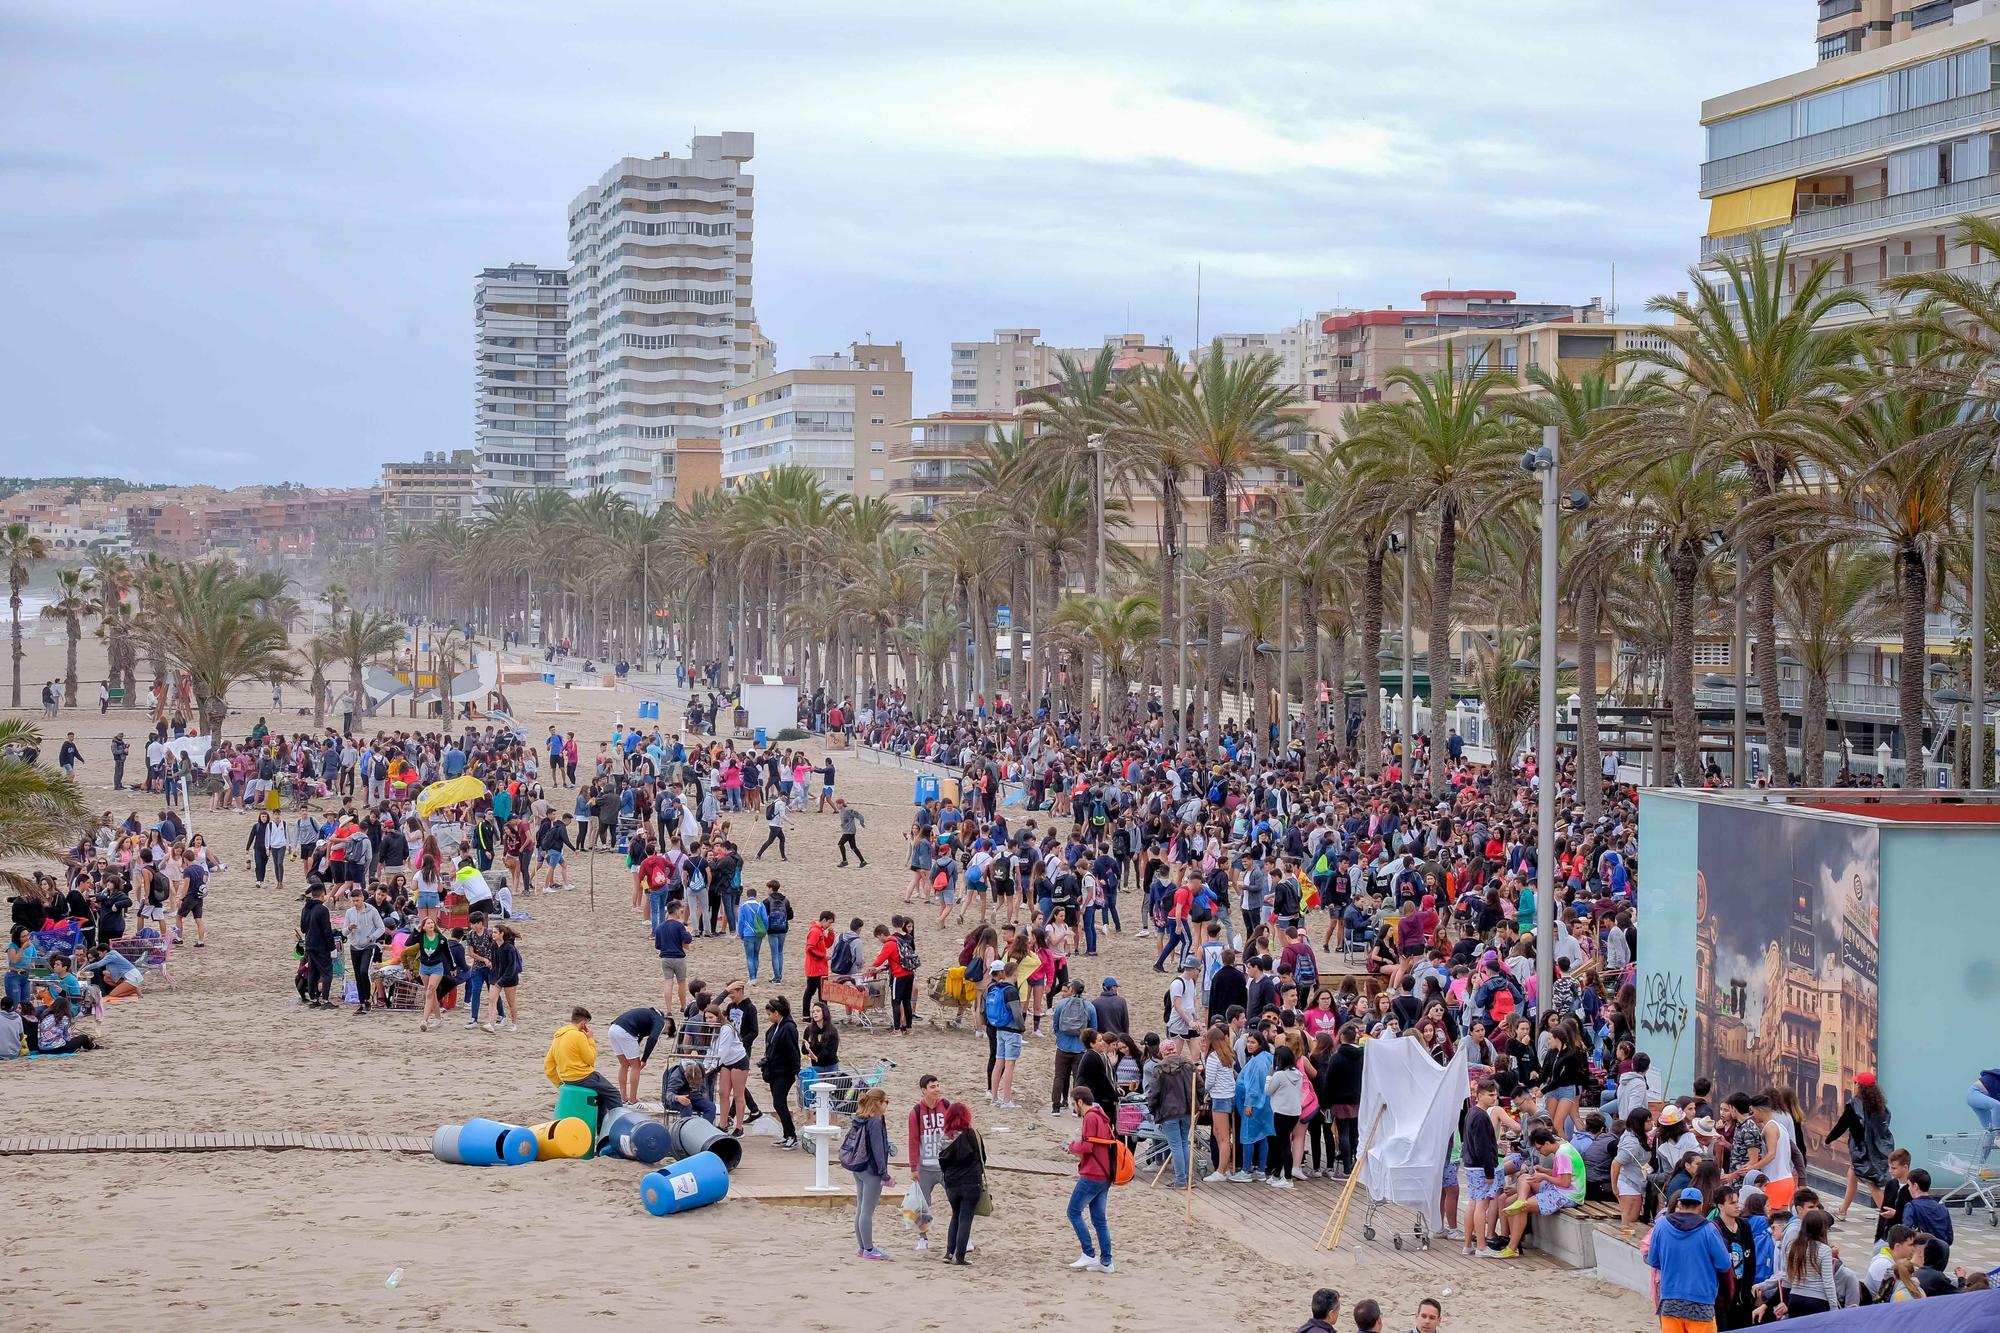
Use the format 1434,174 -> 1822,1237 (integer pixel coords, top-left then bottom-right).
1158,468 -> 1181,689
1897,546 -> 1926,789
1576,567 -> 1603,820
1361,547 -> 1385,770
1748,467 -> 1788,782
1205,474 -> 1229,749
1801,670 -> 1829,786
1668,544 -> 1702,785
1427,502 -> 1458,795
64,618 -> 80,706
1300,578 -> 1322,775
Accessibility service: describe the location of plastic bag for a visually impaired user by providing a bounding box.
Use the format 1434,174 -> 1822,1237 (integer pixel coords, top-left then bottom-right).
900,1180 -> 931,1227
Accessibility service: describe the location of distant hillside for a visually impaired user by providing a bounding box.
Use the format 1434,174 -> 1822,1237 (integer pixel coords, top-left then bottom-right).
0,476 -> 171,501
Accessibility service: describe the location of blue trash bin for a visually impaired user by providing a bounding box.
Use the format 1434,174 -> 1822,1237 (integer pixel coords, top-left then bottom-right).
753,726 -> 767,746
914,775 -> 939,805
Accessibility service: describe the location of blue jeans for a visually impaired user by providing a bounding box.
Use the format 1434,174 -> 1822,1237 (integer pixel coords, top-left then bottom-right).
1099,894 -> 1121,932
766,933 -> 785,982
742,937 -> 761,980
1242,1132 -> 1268,1174
647,887 -> 670,933
1161,1114 -> 1191,1186
1970,1084 -> 2000,1132
1067,1178 -> 1112,1261
4,970 -> 28,1007
1080,906 -> 1098,954
1154,919 -> 1184,970
464,969 -> 488,1022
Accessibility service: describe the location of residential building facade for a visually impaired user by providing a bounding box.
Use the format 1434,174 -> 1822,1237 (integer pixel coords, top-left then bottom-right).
720,343 -> 911,499
887,410 -> 1012,520
1702,11 -> 2000,322
474,264 -> 568,503
564,132 -> 756,508
381,451 -> 478,530
1315,290 -> 1606,408
946,329 -> 1100,411
1816,0 -> 1972,63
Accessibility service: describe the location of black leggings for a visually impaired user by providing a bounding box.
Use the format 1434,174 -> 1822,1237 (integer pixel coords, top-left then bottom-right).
1271,1113 -> 1299,1180
1308,1114 -> 1337,1171
985,1020 -> 998,1086
757,828 -> 786,859
767,1072 -> 797,1138
891,974 -> 914,1031
1335,1114 -> 1359,1171
350,946 -> 375,1008
945,1186 -> 980,1260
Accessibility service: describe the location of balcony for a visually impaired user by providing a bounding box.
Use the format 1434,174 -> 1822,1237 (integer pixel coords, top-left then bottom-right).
1713,257 -> 2000,317
1701,175 -> 2000,261
1701,88 -> 2000,193
1309,384 -> 1381,404
888,473 -> 974,494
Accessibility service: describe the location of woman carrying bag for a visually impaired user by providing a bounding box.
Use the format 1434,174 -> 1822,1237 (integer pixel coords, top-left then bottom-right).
938,1101 -> 986,1264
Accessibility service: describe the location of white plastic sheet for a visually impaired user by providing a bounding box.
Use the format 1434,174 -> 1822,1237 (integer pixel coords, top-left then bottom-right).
1356,1035 -> 1472,1234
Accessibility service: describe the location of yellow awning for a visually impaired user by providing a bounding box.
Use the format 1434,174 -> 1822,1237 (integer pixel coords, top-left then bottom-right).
1706,179 -> 1796,239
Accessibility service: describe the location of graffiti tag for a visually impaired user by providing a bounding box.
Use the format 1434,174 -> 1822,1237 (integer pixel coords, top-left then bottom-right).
1639,971 -> 1687,1036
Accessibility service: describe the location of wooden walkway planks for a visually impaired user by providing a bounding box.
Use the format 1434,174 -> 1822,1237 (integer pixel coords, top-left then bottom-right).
0,1131 -> 433,1156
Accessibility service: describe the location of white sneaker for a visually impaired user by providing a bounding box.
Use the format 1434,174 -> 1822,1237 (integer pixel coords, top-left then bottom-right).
503,1022 -> 519,1032
1267,1177 -> 1294,1189
1068,1254 -> 1098,1270
914,1237 -> 929,1251
464,1018 -> 479,1028
479,1022 -> 496,1033
1202,1171 -> 1228,1183
1228,1171 -> 1253,1183
1091,1259 -> 1114,1274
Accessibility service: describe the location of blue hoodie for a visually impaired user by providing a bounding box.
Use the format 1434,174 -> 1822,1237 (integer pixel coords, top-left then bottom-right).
1748,1213 -> 1774,1283
1647,1209 -> 1733,1308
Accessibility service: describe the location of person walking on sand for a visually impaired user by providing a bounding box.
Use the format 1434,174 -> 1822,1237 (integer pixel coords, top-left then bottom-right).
842,1086 -> 893,1261
756,790 -> 791,861
1064,1087 -> 1116,1273
835,799 -> 868,867
938,1099 -> 985,1265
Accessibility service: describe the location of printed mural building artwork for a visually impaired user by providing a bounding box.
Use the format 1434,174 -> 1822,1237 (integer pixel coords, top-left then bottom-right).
1694,804 -> 1880,1174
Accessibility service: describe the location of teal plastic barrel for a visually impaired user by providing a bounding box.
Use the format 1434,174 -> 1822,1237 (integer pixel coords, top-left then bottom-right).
603,1106 -> 673,1164
552,1083 -> 602,1158
640,1151 -> 729,1216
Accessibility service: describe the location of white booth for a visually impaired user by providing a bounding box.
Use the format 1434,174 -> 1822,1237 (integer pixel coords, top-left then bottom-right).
739,675 -> 799,740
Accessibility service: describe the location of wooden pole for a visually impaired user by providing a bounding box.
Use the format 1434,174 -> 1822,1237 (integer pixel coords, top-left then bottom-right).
1184,1068 -> 1199,1223
1318,1105 -> 1389,1250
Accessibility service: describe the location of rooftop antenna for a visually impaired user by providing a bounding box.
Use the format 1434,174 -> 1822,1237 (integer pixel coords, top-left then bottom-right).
1609,262 -> 1619,321
1194,262 -> 1203,351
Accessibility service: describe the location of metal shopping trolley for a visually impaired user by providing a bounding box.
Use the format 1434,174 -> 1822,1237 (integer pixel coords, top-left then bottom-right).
1926,1131 -> 2000,1228
1359,1169 -> 1435,1250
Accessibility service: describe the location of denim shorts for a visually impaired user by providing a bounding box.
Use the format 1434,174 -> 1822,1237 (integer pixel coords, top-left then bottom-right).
995,1030 -> 1022,1060
1545,1084 -> 1579,1102
544,848 -> 565,866
419,962 -> 444,978
1210,1094 -> 1235,1115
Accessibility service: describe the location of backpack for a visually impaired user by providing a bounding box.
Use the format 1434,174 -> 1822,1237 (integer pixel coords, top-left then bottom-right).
898,933 -> 920,973
1054,996 -> 1090,1040
838,1119 -> 872,1172
829,933 -> 859,976
346,831 -> 371,860
765,896 -> 789,931
1089,1134 -> 1136,1186
984,981 -> 1017,1030
1293,944 -> 1318,986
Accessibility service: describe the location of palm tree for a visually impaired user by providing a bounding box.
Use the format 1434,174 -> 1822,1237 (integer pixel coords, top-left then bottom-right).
1349,353 -> 1524,792
4,522 -> 50,707
145,561 -> 299,735
322,608 -> 406,730
38,568 -> 99,708
1749,325 -> 1979,786
1048,591 -> 1163,728
89,551 -> 136,706
1108,357 -> 1201,682
1634,235 -> 1870,783
0,718 -> 88,892
432,629 -> 467,720
1774,546 -> 1887,784
1466,630 -> 1574,807
300,636 -> 337,729
1169,341 -> 1305,737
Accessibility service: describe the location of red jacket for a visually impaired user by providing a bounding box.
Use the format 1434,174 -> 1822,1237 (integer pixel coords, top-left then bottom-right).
872,937 -> 909,979
804,922 -> 832,978
1069,1105 -> 1115,1181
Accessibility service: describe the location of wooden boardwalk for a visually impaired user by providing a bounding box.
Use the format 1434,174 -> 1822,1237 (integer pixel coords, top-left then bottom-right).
0,1132 -> 432,1155
1187,1173 -> 1566,1277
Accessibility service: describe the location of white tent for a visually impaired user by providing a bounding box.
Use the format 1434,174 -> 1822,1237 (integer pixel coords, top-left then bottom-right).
1355,1034 -> 1471,1234
739,675 -> 798,738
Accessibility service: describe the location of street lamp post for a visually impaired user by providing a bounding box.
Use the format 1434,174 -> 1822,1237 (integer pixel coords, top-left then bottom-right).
1091,437 -> 1108,737
1400,514 -> 1415,774
1733,537 -> 1748,786
1279,577 -> 1290,755
1522,425 -> 1564,1015
1973,455 -> 1990,789
1175,522 -> 1190,742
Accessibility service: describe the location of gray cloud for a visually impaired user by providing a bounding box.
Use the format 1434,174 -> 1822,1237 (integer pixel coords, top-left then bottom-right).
0,0 -> 1801,484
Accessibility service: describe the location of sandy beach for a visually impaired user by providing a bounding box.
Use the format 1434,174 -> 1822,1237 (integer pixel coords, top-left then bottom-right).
0,625 -> 1654,1331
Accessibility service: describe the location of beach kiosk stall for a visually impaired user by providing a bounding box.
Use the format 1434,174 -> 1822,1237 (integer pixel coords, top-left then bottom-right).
1638,788 -> 2000,1190
738,675 -> 798,744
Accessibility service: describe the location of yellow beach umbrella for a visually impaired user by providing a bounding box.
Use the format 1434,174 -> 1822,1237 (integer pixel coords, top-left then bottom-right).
415,774 -> 487,817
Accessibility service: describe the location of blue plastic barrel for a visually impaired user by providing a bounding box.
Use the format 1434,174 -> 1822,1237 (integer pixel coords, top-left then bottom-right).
602,1106 -> 673,1164
914,775 -> 939,805
440,1117 -> 538,1166
640,1151 -> 730,1216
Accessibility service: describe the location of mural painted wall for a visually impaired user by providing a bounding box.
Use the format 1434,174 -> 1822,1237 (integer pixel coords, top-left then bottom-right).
1694,804 -> 1880,1175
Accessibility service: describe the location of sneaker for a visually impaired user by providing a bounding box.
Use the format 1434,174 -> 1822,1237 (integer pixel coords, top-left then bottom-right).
1202,1171 -> 1229,1183
1228,1171 -> 1253,1183
1068,1254 -> 1098,1270
1267,1177 -> 1294,1189
1091,1259 -> 1115,1274
464,1018 -> 479,1028
1503,1199 -> 1530,1215
1496,1247 -> 1519,1259
480,1023 -> 495,1033
914,1238 -> 929,1252
503,1022 -> 519,1032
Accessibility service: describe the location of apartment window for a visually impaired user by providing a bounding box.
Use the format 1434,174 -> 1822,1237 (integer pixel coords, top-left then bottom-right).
1817,30 -> 1861,62
869,441 -> 885,452
1817,0 -> 1859,17
870,385 -> 885,396
869,468 -> 885,482
1692,642 -> 1732,668
870,415 -> 885,425
1909,0 -> 1954,29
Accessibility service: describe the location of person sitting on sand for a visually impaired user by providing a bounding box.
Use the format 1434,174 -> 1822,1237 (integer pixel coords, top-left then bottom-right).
80,944 -> 143,1001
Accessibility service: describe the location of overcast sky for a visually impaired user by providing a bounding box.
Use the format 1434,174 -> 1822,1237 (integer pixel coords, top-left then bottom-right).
0,0 -> 1803,487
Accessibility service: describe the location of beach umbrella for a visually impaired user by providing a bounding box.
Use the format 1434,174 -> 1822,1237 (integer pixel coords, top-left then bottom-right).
415,774 -> 487,816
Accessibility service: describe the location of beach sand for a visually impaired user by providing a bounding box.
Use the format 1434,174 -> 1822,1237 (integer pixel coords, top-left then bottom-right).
0,624 -> 1653,1331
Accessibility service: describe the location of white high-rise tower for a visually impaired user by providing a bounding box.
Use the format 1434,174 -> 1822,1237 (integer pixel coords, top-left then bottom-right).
564,132 -> 755,507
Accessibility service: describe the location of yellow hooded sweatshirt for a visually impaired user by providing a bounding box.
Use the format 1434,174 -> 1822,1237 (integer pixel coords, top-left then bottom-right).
544,1023 -> 597,1086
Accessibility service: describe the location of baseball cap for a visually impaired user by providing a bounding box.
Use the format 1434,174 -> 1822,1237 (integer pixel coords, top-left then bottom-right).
1179,957 -> 1200,972
1678,1188 -> 1704,1204
1100,976 -> 1120,991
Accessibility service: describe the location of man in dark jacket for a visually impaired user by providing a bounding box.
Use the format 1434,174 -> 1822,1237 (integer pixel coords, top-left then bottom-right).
1296,1288 -> 1339,1333
1092,977 -> 1129,1037
1145,1041 -> 1197,1188
299,883 -> 336,1008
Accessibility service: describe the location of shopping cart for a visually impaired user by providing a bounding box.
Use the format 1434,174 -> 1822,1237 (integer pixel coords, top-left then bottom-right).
1926,1131 -> 2000,1228
799,1058 -> 898,1115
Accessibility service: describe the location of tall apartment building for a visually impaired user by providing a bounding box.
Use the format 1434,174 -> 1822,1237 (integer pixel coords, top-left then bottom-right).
564,132 -> 756,508
1701,10 -> 2000,318
947,329 -> 1099,411
719,343 -> 912,499
1816,0 -> 1973,62
474,264 -> 567,503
